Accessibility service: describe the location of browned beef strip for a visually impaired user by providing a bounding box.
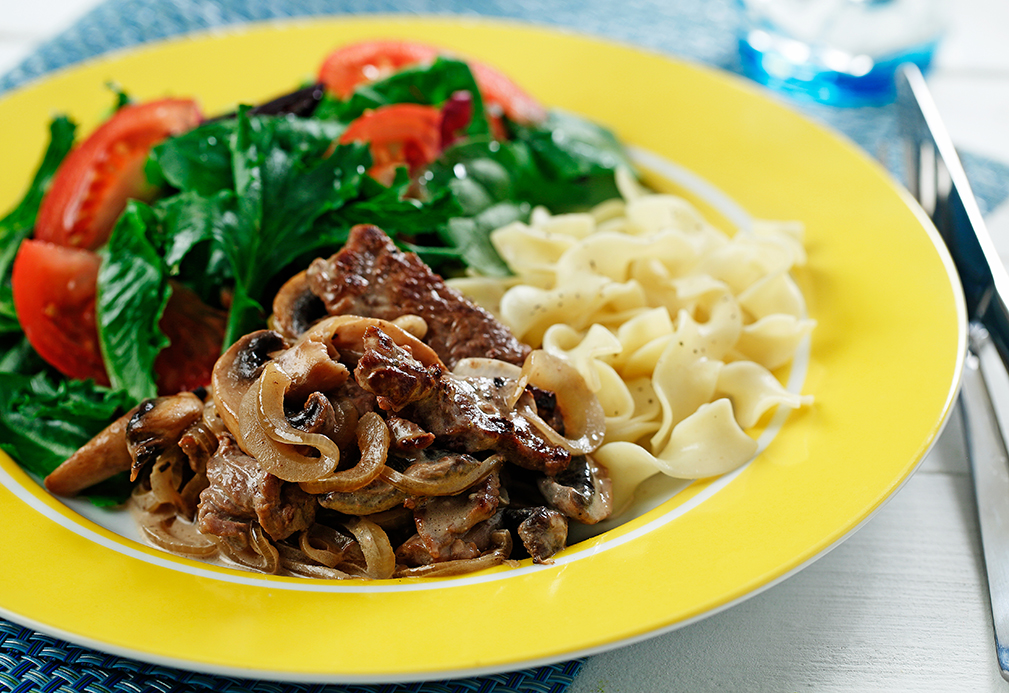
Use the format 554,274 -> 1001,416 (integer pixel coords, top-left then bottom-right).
355,326 -> 571,475
397,473 -> 504,566
178,419 -> 218,476
305,224 -> 530,368
386,414 -> 435,452
197,434 -> 316,542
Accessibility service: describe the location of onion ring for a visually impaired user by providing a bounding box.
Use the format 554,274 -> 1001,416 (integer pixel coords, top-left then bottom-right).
517,350 -> 606,454
298,412 -> 390,494
302,315 -> 443,368
342,516 -> 395,580
237,363 -> 340,483
380,453 -> 504,497
137,510 -> 218,558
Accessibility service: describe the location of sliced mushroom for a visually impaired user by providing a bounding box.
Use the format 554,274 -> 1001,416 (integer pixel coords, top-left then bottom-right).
380,451 -> 504,497
537,455 -> 613,525
44,406 -> 139,497
211,329 -> 287,435
270,269 -> 327,341
514,506 -> 568,564
125,392 -> 206,481
317,478 -> 408,515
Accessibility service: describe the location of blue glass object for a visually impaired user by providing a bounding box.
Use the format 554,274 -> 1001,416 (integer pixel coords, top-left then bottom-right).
737,0 -> 943,107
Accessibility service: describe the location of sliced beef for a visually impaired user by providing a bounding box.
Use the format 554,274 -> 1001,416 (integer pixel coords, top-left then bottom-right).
197,434 -> 316,542
386,414 -> 435,452
303,224 -> 530,367
396,473 -> 505,566
355,325 -> 571,475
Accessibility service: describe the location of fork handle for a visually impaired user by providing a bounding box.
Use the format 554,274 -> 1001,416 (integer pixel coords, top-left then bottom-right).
961,323 -> 1009,680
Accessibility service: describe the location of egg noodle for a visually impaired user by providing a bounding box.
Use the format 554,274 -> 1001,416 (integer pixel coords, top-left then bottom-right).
450,169 -> 815,514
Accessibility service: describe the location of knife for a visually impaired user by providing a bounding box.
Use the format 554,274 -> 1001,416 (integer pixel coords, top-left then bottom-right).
897,63 -> 1009,680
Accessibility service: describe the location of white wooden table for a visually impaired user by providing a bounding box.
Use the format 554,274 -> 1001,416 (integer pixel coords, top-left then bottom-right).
3,1 -> 1009,690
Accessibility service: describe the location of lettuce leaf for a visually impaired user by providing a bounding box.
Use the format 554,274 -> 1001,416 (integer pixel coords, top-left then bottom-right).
0,371 -> 132,477
96,201 -> 172,403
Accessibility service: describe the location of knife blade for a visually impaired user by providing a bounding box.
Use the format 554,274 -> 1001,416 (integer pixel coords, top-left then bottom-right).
896,63 -> 1009,680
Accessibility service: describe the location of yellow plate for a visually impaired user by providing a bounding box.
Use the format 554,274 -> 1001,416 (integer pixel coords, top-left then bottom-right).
0,17 -> 965,683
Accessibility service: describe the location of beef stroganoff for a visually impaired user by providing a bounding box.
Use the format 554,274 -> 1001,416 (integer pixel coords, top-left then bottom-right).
7,37 -> 813,579
451,169 -> 814,514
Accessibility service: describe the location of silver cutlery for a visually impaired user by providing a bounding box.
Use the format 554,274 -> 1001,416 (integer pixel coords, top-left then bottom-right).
897,63 -> 1009,681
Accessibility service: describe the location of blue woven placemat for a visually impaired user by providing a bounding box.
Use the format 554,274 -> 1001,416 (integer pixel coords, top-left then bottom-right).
2,1 -> 1009,691
3,0 -> 1007,210
0,622 -> 581,693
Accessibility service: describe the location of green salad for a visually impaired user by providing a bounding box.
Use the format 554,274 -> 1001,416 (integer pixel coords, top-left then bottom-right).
0,42 -> 631,503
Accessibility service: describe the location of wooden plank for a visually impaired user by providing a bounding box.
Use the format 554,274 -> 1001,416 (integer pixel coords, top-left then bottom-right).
571,471 -> 1003,692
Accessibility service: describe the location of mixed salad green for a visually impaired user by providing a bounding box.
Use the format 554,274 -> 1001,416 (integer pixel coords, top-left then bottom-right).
0,42 -> 631,503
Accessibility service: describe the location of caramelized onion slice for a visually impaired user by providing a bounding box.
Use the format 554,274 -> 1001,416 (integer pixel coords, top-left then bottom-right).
518,350 -> 606,455
342,516 -> 395,580
237,363 -> 340,483
380,453 -> 504,497
452,358 -> 523,380
297,525 -> 352,568
212,330 -> 287,436
137,511 -> 217,558
303,315 -> 443,368
299,412 -> 390,494
277,543 -> 355,579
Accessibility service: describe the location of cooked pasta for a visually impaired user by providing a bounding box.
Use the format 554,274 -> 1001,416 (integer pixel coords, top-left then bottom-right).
449,169 -> 814,513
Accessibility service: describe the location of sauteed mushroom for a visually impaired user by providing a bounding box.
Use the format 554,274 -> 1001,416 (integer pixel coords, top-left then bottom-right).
44,406 -> 138,497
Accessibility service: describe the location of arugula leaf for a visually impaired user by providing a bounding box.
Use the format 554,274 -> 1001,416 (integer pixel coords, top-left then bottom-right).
441,201 -> 529,276
0,334 -> 45,375
147,119 -> 235,195
148,115 -> 345,197
96,202 -> 171,403
154,190 -> 236,304
0,286 -> 19,335
0,370 -> 132,479
336,168 -> 460,236
511,110 -> 630,211
0,116 -> 77,335
422,138 -> 532,275
220,109 -> 371,345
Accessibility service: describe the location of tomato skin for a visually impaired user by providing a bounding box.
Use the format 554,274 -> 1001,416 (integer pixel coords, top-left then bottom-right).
12,239 -> 227,393
340,103 -> 442,185
17,98 -> 223,394
11,239 -> 108,384
318,39 -> 546,126
319,40 -> 440,99
467,61 -> 547,125
34,98 -> 202,251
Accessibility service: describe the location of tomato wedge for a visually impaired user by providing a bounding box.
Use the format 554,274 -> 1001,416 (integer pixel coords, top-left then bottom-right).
11,239 -> 108,384
318,39 -> 546,126
12,239 -> 226,392
34,98 -> 201,251
340,103 -> 442,186
319,40 -> 440,99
